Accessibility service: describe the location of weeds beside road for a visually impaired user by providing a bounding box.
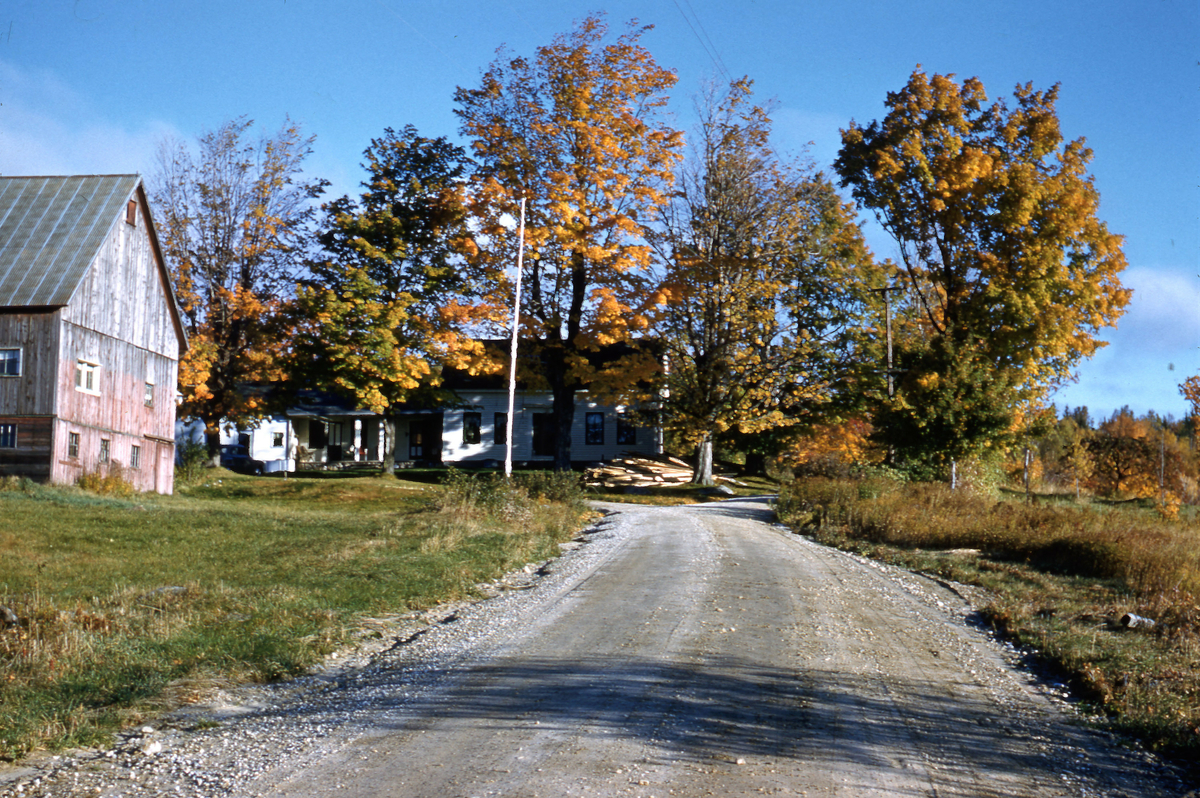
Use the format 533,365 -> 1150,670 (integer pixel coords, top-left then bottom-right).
775,477 -> 1200,779
0,470 -> 589,761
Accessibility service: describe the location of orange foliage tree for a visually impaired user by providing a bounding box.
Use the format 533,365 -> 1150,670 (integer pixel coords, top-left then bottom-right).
1086,409 -> 1185,499
152,118 -> 325,458
454,14 -> 683,470
783,417 -> 878,477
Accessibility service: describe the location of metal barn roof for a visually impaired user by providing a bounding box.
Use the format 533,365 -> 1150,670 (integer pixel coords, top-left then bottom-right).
0,174 -> 140,308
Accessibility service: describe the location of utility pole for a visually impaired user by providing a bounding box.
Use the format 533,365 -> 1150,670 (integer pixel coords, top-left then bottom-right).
869,285 -> 904,399
870,285 -> 905,468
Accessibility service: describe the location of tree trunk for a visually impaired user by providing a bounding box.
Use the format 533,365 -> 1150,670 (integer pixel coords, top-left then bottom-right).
552,379 -> 576,473
204,422 -> 222,468
691,433 -> 715,486
382,414 -> 397,476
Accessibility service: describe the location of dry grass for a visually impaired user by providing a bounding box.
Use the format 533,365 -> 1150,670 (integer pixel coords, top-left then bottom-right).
775,476 -> 1200,778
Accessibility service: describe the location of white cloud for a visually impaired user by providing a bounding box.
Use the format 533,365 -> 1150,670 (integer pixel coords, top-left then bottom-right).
1111,265 -> 1200,355
0,60 -> 179,178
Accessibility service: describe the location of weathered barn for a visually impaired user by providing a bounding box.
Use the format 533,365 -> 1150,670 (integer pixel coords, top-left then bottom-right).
0,175 -> 187,493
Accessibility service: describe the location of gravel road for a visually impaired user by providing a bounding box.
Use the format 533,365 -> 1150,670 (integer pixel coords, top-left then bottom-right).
1,498 -> 1190,797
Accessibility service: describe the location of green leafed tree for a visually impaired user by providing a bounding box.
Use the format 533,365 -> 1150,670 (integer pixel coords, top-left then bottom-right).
454,14 -> 683,471
653,79 -> 880,485
290,126 -> 479,473
835,68 -> 1130,467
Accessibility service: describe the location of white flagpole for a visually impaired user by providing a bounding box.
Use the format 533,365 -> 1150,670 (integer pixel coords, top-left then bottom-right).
504,197 -> 526,478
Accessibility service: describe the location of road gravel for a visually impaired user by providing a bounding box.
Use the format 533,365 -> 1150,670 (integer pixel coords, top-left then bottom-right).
1,497 -> 1190,797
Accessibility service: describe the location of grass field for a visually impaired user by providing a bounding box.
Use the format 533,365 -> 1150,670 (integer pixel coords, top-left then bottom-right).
0,470 -> 589,760
775,476 -> 1200,777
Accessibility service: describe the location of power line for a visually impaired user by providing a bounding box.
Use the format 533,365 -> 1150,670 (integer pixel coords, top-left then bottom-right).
671,0 -> 730,81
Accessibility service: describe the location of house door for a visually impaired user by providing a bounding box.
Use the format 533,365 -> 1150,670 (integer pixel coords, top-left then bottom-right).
408,416 -> 443,461
326,421 -> 345,462
532,413 -> 556,458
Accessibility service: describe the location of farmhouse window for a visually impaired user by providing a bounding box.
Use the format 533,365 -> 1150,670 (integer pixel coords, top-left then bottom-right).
0,348 -> 20,376
532,413 -> 555,457
463,412 -> 481,445
616,415 -> 637,445
75,360 -> 100,395
99,438 -> 110,464
68,432 -> 80,458
0,424 -> 15,448
272,432 -> 284,448
585,412 -> 605,445
144,382 -> 154,406
130,445 -> 141,469
494,412 -> 507,445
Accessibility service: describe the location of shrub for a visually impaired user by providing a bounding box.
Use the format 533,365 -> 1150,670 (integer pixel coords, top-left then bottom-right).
175,442 -> 209,485
438,469 -> 531,522
76,462 -> 136,497
513,470 -> 586,510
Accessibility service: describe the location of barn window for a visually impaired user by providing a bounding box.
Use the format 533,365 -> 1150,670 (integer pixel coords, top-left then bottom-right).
0,348 -> 20,376
144,382 -> 155,407
585,412 -> 605,445
462,412 -> 481,445
130,445 -> 141,469
0,424 -> 15,448
99,438 -> 110,464
68,432 -> 80,458
272,431 -> 284,448
75,360 -> 100,395
126,199 -> 137,225
494,412 -> 507,445
616,415 -> 637,445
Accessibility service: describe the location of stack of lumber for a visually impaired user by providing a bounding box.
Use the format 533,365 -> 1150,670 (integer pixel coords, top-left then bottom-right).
585,455 -> 747,489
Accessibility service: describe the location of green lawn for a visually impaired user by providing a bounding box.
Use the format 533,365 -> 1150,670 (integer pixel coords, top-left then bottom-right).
0,471 -> 587,759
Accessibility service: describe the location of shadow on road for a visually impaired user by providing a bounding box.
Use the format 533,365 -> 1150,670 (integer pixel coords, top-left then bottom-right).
243,652 -> 1152,795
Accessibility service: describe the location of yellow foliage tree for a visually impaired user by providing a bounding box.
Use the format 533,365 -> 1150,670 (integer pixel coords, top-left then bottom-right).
836,68 -> 1130,466
454,14 -> 683,470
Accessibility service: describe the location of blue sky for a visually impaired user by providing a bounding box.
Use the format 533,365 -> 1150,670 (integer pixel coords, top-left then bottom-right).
2,0 -> 1196,421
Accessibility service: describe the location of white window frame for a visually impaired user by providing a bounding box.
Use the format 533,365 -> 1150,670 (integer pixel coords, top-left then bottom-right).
130,444 -> 141,469
75,360 -> 101,395
0,348 -> 21,377
144,381 -> 155,407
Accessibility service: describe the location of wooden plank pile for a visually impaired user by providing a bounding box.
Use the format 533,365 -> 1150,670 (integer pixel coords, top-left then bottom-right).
585,454 -> 746,489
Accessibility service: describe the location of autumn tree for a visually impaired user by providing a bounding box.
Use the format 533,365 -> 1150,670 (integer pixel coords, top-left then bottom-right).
653,79 -> 879,485
1084,409 -> 1191,500
152,117 -> 325,459
1038,409 -> 1094,498
290,126 -> 479,473
836,68 -> 1130,467
454,14 -> 683,471
1181,376 -> 1200,447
